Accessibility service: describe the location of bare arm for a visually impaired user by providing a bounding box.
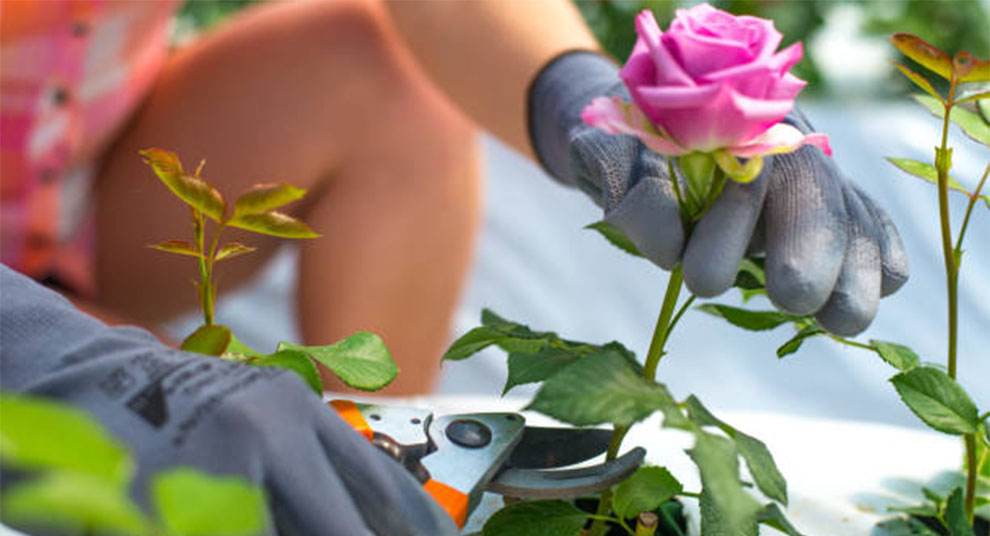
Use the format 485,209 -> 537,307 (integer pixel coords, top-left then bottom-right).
384,0 -> 600,158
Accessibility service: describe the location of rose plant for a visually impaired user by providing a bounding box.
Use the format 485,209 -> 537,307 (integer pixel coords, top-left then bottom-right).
138,149 -> 399,394
446,5 -> 823,536
696,33 -> 990,535
581,5 -> 830,219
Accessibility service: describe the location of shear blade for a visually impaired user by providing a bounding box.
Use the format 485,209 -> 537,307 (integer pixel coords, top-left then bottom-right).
506,427 -> 614,469
486,447 -> 645,499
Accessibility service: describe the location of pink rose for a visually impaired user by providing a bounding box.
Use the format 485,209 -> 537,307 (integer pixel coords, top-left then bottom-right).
581,4 -> 830,178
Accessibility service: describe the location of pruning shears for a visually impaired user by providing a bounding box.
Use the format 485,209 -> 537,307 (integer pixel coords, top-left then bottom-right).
329,400 -> 645,528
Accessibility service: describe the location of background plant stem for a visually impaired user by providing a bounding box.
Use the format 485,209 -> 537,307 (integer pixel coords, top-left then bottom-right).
192,210 -> 213,326
588,268 -> 687,536
935,81 -> 977,521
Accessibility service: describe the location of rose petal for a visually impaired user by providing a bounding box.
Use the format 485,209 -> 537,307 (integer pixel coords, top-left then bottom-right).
665,26 -> 754,77
767,72 -> 807,100
620,40 -> 656,91
635,82 -> 723,109
727,123 -> 832,158
580,96 -> 688,156
648,84 -> 794,151
629,10 -> 693,87
768,42 -> 804,74
736,15 -> 782,59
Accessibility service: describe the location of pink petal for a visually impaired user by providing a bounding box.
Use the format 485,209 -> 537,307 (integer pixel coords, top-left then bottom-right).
630,10 -> 694,87
635,83 -> 723,108
664,27 -> 753,78
649,84 -> 792,152
767,72 -> 807,100
580,96 -> 688,156
727,123 -> 832,158
768,42 -> 804,74
619,40 -> 656,90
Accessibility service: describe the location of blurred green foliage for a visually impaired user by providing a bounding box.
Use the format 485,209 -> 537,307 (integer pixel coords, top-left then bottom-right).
575,0 -> 988,95
178,0 -> 988,96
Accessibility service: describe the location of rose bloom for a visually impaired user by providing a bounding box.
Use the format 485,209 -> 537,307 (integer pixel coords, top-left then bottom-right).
582,4 -> 830,166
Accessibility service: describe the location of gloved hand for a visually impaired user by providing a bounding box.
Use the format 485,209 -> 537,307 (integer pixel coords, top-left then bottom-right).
528,51 -> 908,336
0,265 -> 457,536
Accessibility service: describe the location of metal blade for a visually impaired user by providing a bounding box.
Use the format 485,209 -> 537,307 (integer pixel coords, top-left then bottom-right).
487,447 -> 646,499
506,427 -> 614,469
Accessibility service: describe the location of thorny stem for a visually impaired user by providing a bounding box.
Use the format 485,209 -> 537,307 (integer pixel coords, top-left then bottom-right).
589,269 -> 687,536
937,82 -> 959,381
634,513 -> 658,536
192,209 -> 212,326
954,163 -> 989,254
826,334 -> 875,352
644,266 -> 685,380
936,79 -> 977,522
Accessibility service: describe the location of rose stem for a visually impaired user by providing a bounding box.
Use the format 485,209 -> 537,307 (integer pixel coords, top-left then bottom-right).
192,208 -> 213,326
634,512 -> 658,536
936,77 -> 977,521
588,267 -> 687,536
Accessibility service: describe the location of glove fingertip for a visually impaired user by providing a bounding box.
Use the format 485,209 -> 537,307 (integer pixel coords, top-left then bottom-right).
604,176 -> 684,270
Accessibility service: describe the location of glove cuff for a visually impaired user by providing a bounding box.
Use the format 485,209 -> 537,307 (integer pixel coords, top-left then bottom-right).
527,50 -> 621,184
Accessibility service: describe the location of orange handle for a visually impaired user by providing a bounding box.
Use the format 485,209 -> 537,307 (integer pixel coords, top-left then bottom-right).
423,478 -> 469,528
328,400 -> 469,528
328,400 -> 374,442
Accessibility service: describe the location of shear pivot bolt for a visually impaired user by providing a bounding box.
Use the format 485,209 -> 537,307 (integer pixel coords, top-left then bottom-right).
445,419 -> 491,448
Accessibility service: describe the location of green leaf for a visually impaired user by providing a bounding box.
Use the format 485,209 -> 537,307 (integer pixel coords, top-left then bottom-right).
734,258 -> 767,302
585,220 -> 643,258
140,148 -> 226,222
913,95 -> 990,146
956,91 -> 990,105
612,466 -> 683,520
874,517 -> 941,535
695,304 -> 794,331
0,393 -> 133,484
253,349 -> 322,394
526,350 -> 676,427
890,366 -> 980,435
222,333 -> 265,360
1,473 -> 150,536
892,63 -> 944,103
871,340 -> 921,371
152,467 -> 267,536
688,433 -> 761,536
233,183 -> 306,217
685,396 -> 788,505
180,324 -> 232,356
215,242 -> 256,261
443,309 -> 614,362
147,239 -> 202,258
955,53 -> 989,83
884,157 -> 973,196
777,325 -> 825,358
890,33 -> 953,81
503,348 -> 580,395
757,503 -> 805,536
942,487 -> 976,536
279,332 -> 397,391
482,500 -> 586,536
227,211 -> 320,239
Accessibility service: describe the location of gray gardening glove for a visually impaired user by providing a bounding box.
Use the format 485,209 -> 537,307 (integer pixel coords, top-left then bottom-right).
0,265 -> 457,536
528,51 -> 908,336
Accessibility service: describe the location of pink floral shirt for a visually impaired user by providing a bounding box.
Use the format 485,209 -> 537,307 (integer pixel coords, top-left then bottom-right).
1,0 -> 178,294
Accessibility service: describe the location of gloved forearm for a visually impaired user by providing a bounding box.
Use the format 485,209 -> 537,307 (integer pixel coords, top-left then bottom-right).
529,50 -> 622,192
0,265 -> 457,536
